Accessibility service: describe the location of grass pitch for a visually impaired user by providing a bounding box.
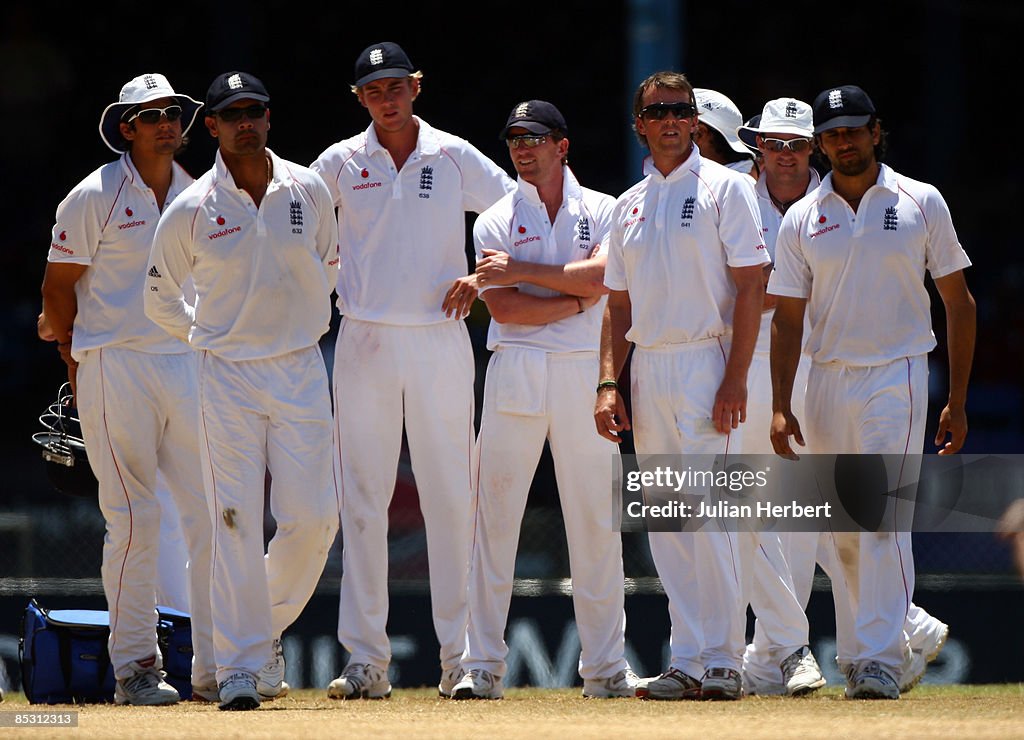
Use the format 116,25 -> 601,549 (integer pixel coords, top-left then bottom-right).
2,685 -> 1021,739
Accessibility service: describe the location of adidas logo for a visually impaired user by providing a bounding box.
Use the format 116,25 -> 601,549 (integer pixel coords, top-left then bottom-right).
148,265 -> 162,278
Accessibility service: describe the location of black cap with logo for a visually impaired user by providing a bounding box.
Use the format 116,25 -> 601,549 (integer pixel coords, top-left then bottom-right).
206,71 -> 270,113
353,42 -> 416,87
812,85 -> 876,134
499,100 -> 568,140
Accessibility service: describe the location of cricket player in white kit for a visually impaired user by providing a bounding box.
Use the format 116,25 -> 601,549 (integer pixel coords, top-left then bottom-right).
146,71 -> 340,710
595,71 -> 769,701
769,85 -> 975,699
733,98 -> 826,696
41,73 -> 213,706
452,101 -> 633,700
311,43 -> 514,699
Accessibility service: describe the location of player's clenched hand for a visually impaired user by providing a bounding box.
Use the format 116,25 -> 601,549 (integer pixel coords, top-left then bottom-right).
476,249 -> 518,287
770,410 -> 805,461
442,274 -> 478,319
934,403 -> 967,455
594,388 -> 630,443
712,376 -> 746,434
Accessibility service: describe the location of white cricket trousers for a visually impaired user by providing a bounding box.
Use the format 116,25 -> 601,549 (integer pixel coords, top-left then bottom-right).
741,341 -> 815,674
198,346 -> 338,683
805,354 -> 927,680
77,347 -> 214,686
463,349 -> 627,680
631,338 -> 746,677
333,318 -> 476,672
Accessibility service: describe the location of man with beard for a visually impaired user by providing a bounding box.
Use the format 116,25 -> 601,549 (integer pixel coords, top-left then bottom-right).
769,85 -> 975,699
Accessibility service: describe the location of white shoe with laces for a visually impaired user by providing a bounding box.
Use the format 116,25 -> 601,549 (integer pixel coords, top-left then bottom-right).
438,666 -> 465,698
327,662 -> 392,699
845,661 -> 899,700
451,669 -> 504,700
218,671 -> 260,710
582,667 -> 640,698
781,646 -> 826,696
256,638 -> 289,699
114,658 -> 180,706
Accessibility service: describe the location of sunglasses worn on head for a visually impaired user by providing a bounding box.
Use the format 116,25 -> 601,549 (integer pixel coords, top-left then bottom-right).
216,104 -> 268,122
639,102 -> 697,121
127,105 -> 183,124
760,137 -> 812,153
506,134 -> 548,149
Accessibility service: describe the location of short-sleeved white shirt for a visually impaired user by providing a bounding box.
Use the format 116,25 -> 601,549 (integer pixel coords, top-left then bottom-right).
768,164 -> 971,365
604,146 -> 769,348
473,167 -> 613,353
753,168 -> 821,355
311,117 -> 515,326
47,153 -> 193,358
145,148 -> 339,361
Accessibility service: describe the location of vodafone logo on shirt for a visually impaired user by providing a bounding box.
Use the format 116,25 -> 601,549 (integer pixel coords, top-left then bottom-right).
51,228 -> 74,254
207,216 -> 242,240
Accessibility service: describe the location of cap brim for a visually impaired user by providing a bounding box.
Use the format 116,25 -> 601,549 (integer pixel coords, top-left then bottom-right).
207,91 -> 270,113
814,114 -> 871,134
354,67 -> 414,87
498,121 -> 555,140
98,93 -> 203,153
736,126 -> 759,153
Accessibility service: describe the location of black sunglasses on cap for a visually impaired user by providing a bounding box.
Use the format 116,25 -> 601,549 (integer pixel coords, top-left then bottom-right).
639,101 -> 698,121
215,103 -> 268,122
126,105 -> 183,125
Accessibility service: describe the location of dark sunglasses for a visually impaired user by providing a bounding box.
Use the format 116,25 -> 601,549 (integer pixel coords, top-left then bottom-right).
639,102 -> 697,121
760,137 -> 813,153
127,105 -> 183,124
216,104 -> 268,122
506,134 -> 548,149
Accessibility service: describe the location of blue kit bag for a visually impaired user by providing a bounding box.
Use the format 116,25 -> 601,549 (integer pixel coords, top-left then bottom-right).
19,599 -> 194,703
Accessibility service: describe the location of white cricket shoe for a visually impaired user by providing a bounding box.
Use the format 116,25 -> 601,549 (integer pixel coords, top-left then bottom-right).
114,658 -> 180,706
451,669 -> 504,700
701,667 -> 743,700
781,646 -> 826,696
218,672 -> 260,710
582,667 -> 640,698
899,649 -> 927,693
636,668 -> 702,700
327,662 -> 392,699
256,638 -> 289,699
438,666 -> 465,698
845,662 -> 899,700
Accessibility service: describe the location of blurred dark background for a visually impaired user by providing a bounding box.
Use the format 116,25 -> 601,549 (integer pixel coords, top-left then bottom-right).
3,0 -> 1021,550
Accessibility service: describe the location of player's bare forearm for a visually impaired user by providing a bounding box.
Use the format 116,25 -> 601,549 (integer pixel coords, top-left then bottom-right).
600,291 -> 633,382
723,266 -> 764,386
934,270 -> 976,454
477,248 -> 609,297
713,265 -> 764,431
482,286 -> 595,325
41,263 -> 86,346
770,296 -> 806,415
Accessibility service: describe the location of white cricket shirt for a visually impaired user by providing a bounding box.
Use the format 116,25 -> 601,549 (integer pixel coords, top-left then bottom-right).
145,148 -> 339,361
768,164 -> 971,365
604,146 -> 769,348
47,153 -> 193,358
473,167 -> 613,353
311,116 -> 514,325
753,168 -> 821,355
